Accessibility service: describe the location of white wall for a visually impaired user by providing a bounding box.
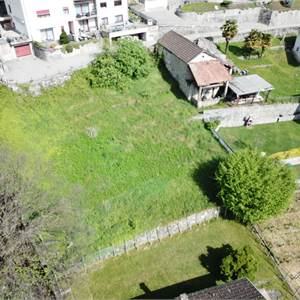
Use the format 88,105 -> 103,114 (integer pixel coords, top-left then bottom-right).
143,0 -> 168,12
96,0 -> 128,25
4,0 -> 28,35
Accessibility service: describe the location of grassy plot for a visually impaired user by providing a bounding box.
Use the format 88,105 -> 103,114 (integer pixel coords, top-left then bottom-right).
267,0 -> 300,11
180,2 -> 256,13
218,39 -> 300,100
0,67 -> 224,250
291,165 -> 300,178
219,121 -> 300,155
70,219 -> 293,300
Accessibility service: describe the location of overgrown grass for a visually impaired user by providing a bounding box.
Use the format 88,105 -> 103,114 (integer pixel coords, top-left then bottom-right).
218,39 -> 300,101
219,121 -> 300,155
291,165 -> 300,178
70,219 -> 293,300
0,66 -> 224,250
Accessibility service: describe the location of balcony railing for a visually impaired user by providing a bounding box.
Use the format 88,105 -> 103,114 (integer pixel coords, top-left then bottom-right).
76,9 -> 97,19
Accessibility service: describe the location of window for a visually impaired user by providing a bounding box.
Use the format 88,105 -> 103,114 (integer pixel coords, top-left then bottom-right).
37,10 -> 50,17
100,2 -> 107,8
63,7 -> 69,14
40,28 -> 54,41
75,4 -> 89,17
79,19 -> 89,31
101,17 -> 108,25
114,0 -> 122,6
115,14 -> 123,23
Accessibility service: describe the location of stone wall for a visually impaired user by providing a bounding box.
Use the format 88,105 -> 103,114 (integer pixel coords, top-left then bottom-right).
193,103 -> 300,127
83,207 -> 221,264
177,7 -> 261,25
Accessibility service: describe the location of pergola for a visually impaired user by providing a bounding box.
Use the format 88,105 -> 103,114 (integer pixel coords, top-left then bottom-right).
228,74 -> 274,103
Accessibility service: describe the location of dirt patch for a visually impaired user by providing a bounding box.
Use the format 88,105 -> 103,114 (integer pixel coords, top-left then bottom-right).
259,191 -> 300,295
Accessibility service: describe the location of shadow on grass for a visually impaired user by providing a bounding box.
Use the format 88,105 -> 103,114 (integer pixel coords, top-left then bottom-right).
192,158 -> 222,206
227,45 -> 248,58
284,36 -> 300,67
133,274 -> 215,299
157,61 -> 187,101
199,244 -> 233,282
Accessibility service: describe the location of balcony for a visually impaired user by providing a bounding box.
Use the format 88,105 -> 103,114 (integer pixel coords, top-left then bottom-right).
75,10 -> 97,19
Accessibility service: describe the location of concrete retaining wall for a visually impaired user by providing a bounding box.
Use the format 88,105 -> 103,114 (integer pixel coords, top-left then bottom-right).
193,103 -> 300,127
177,7 -> 261,25
83,207 -> 221,264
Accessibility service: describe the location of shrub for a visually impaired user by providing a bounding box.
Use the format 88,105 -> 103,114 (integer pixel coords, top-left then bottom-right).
59,30 -> 69,45
220,0 -> 232,8
216,149 -> 296,223
65,43 -> 73,53
89,53 -> 128,90
204,119 -> 220,130
115,38 -> 152,79
220,246 -> 257,281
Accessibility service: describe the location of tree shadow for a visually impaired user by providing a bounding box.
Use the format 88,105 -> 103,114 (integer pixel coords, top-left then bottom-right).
199,244 -> 234,282
227,45 -> 248,58
192,158 -> 222,206
157,61 -> 187,101
133,274 -> 216,299
284,36 -> 300,67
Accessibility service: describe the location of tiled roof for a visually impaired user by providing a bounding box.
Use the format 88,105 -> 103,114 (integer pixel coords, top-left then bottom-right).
176,278 -> 266,300
189,60 -> 232,86
158,30 -> 202,63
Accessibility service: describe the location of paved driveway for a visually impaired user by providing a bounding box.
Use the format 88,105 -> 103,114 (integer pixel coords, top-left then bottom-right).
3,43 -> 101,84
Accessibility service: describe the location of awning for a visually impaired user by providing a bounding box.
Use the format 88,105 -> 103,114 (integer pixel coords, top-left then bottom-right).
229,74 -> 273,96
36,10 -> 50,16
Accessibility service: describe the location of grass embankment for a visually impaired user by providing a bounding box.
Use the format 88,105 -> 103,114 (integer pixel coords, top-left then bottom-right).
70,219 -> 293,300
0,66 -> 224,250
268,0 -> 300,11
219,121 -> 300,155
218,39 -> 300,101
180,2 -> 256,13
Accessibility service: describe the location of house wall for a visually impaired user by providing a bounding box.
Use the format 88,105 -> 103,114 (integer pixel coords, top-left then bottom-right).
293,34 -> 300,63
160,46 -> 194,99
96,0 -> 128,26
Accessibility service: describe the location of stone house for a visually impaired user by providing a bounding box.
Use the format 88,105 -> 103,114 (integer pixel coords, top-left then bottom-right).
157,30 -> 232,108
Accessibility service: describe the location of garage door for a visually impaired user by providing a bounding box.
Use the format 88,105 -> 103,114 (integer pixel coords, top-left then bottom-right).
15,44 -> 31,57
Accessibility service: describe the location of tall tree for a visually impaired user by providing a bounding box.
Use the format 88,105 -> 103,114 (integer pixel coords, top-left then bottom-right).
216,149 -> 296,224
244,29 -> 262,58
260,33 -> 272,58
0,147 -> 87,299
221,20 -> 238,54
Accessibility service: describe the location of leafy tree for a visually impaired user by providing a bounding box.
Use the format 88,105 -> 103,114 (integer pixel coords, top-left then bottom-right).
0,147 -> 87,299
89,53 -> 129,90
244,29 -> 262,58
115,38 -> 152,79
220,246 -> 257,281
221,20 -> 238,54
59,30 -> 69,45
216,149 -> 295,224
260,33 -> 272,58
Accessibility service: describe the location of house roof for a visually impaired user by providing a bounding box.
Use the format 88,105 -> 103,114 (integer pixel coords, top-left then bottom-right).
158,30 -> 202,63
229,74 -> 274,96
196,37 -> 234,67
176,278 -> 266,300
189,60 -> 232,86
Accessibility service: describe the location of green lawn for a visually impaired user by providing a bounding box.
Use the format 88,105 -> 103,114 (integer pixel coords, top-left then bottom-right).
218,39 -> 300,101
0,66 -> 224,250
219,121 -> 300,155
70,219 -> 293,300
268,0 -> 300,11
291,165 -> 300,178
180,2 -> 256,13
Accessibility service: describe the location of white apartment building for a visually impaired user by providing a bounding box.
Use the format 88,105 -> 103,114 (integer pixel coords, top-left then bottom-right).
3,0 -> 129,43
